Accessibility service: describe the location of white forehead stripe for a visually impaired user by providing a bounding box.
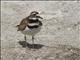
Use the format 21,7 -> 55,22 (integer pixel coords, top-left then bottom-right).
32,13 -> 36,14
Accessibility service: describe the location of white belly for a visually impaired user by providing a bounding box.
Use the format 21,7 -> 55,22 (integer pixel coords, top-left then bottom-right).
21,26 -> 41,36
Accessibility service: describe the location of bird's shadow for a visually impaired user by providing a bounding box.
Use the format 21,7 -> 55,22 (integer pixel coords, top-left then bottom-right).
18,41 -> 44,49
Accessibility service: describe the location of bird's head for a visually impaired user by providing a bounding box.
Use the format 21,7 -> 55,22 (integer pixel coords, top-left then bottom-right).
30,11 -> 39,16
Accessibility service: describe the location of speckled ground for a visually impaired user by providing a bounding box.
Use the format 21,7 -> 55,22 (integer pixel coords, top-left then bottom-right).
1,0 -> 80,1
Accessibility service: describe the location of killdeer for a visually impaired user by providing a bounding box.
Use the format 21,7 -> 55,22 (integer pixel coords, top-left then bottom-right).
16,11 -> 43,48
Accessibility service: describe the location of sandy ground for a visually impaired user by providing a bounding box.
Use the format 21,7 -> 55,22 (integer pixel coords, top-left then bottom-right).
1,0 -> 80,1
1,1 -> 80,60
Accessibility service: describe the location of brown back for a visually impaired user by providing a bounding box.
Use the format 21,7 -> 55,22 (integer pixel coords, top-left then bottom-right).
17,18 -> 28,31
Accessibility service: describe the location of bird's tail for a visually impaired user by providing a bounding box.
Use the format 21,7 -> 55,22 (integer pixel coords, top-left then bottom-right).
15,25 -> 20,31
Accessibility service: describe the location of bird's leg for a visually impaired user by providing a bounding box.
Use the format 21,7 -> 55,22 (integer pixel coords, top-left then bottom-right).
24,35 -> 27,42
32,36 -> 34,49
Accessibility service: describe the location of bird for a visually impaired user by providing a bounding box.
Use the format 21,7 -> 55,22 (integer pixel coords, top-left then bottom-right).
16,11 -> 43,49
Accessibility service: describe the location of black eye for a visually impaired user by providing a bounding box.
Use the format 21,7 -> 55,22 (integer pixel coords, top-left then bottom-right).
37,12 -> 39,14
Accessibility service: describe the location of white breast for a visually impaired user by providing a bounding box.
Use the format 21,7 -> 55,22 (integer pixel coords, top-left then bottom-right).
29,17 -> 38,20
21,25 -> 41,36
28,23 -> 39,26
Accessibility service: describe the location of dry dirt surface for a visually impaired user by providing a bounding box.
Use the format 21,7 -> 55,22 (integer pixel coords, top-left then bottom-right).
1,0 -> 80,1
1,1 -> 80,60
1,44 -> 80,60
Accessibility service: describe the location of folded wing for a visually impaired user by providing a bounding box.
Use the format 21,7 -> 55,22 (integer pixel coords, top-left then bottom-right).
17,18 -> 28,31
